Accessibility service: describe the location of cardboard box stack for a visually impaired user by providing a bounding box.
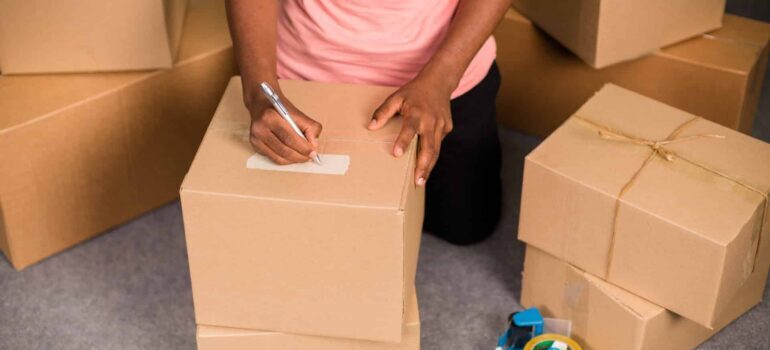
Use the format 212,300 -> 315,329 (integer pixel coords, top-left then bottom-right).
510,0 -> 727,69
495,7 -> 770,137
0,0 -> 188,74
181,77 -> 424,349
503,8 -> 770,346
517,84 -> 770,348
0,0 -> 236,270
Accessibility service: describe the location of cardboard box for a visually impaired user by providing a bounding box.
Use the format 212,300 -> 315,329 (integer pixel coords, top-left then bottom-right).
521,246 -> 769,350
196,290 -> 420,350
518,84 -> 770,327
0,0 -> 236,270
180,77 -> 424,342
0,0 -> 188,74
510,0 -> 726,68
495,9 -> 770,137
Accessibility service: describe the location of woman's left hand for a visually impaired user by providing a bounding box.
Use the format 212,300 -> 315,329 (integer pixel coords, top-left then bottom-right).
368,76 -> 454,186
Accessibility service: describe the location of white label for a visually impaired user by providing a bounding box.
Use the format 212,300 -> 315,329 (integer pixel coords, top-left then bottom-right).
246,153 -> 350,175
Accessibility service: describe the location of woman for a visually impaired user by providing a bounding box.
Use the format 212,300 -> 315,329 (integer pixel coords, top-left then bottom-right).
226,0 -> 510,244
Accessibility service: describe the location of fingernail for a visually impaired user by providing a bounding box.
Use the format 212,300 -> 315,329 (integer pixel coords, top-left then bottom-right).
368,119 -> 377,129
416,177 -> 426,186
309,151 -> 318,159
394,147 -> 403,157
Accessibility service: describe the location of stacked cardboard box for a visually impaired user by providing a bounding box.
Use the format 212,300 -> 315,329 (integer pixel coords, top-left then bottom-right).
0,0 -> 188,74
517,84 -> 770,348
495,7 -> 770,137
181,77 -> 424,348
521,246 -> 769,350
510,0 -> 727,68
0,0 -> 236,269
196,293 -> 421,350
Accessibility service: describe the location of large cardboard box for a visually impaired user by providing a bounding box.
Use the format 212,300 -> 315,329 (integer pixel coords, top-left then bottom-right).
510,0 -> 726,68
196,290 -> 420,350
0,0 -> 236,270
181,77 -> 424,342
0,0 -> 188,74
518,84 -> 770,328
521,246 -> 769,350
495,9 -> 770,138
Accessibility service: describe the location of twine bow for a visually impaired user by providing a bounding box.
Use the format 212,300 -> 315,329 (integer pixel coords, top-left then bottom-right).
574,115 -> 768,275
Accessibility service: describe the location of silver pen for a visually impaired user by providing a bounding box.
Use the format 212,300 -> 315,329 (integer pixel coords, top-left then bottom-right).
259,82 -> 322,165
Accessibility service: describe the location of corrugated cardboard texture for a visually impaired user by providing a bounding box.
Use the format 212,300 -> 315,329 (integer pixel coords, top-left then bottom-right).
519,84 -> 770,327
511,0 -> 725,68
181,77 -> 424,342
0,0 -> 236,270
195,290 -> 420,350
521,246 -> 769,350
495,9 -> 770,137
0,0 -> 188,74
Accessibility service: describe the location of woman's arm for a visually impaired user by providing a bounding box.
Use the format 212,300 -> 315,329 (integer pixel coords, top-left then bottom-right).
369,0 -> 511,186
226,0 -> 321,164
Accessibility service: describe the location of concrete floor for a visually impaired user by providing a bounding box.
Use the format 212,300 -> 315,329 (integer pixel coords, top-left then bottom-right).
2,5 -> 770,350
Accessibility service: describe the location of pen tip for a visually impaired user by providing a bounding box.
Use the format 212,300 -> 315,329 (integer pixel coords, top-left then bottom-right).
314,155 -> 322,165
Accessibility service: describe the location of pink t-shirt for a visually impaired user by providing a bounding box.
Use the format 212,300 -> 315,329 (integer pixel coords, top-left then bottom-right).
276,0 -> 497,99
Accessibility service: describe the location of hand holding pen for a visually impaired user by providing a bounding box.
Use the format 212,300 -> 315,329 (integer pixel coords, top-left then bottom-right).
244,81 -> 323,165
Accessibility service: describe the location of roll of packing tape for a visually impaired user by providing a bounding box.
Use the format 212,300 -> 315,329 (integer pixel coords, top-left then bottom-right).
524,334 -> 582,350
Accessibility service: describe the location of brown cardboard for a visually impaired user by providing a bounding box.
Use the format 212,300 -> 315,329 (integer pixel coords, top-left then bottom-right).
180,77 -> 424,342
495,9 -> 770,137
196,290 -> 420,350
0,0 -> 236,270
521,246 -> 769,350
510,0 -> 726,68
518,84 -> 770,328
0,0 -> 188,74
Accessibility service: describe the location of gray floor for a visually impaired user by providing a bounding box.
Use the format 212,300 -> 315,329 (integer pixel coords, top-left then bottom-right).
3,5 -> 770,350
1,126 -> 769,350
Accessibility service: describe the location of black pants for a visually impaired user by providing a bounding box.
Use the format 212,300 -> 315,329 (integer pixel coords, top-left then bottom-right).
424,62 -> 502,245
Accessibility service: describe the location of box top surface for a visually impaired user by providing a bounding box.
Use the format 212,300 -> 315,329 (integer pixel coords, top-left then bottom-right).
0,0 -> 231,132
182,77 -> 414,210
661,14 -> 770,74
528,84 -> 770,245
196,290 -> 419,337
505,7 -> 768,74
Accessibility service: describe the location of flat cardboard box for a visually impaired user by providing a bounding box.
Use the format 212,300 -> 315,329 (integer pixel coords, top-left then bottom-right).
196,290 -> 420,350
0,0 -> 187,74
180,77 -> 424,342
510,0 -> 726,68
0,0 -> 236,270
495,8 -> 770,137
521,246 -> 769,350
518,84 -> 770,327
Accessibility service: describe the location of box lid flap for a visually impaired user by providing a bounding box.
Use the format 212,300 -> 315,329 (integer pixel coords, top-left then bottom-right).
182,77 -> 413,209
660,14 -> 770,74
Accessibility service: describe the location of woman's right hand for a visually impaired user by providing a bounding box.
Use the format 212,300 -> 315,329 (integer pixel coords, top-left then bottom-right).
245,93 -> 323,165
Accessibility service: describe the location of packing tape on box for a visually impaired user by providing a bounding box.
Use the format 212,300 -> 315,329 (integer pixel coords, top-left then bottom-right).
211,120 -> 351,175
246,153 -> 350,175
524,334 -> 583,350
702,33 -> 766,49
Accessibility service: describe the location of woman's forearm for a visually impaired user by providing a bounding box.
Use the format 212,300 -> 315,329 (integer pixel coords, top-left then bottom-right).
418,0 -> 511,94
225,0 -> 280,107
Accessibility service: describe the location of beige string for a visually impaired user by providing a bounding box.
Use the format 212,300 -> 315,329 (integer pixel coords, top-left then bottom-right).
573,115 -> 768,275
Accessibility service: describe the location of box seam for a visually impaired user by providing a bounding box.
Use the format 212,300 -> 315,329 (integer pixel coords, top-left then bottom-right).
180,188 -> 400,210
